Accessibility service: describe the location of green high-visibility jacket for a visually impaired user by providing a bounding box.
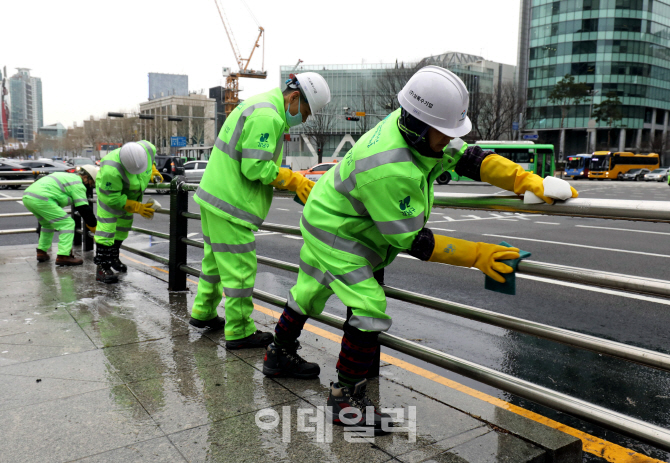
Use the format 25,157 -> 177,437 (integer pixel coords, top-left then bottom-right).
195,88 -> 287,231
301,108 -> 468,270
24,172 -> 89,207
96,141 -> 155,216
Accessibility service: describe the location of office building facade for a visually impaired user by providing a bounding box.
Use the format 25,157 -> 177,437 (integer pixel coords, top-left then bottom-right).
278,53 -> 506,165
9,68 -> 43,142
519,0 -> 670,162
148,73 -> 188,101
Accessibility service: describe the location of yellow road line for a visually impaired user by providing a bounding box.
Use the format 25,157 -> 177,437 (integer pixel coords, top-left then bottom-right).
124,254 -> 663,463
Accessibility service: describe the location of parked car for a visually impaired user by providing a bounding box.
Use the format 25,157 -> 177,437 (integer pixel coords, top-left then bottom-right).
644,167 -> 669,182
153,155 -> 185,194
183,160 -> 208,183
297,162 -> 337,182
20,160 -> 76,178
621,168 -> 650,181
69,157 -> 95,168
0,159 -> 32,190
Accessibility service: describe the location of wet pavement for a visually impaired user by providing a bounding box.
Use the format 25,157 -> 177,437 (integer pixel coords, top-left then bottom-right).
0,245 -> 581,463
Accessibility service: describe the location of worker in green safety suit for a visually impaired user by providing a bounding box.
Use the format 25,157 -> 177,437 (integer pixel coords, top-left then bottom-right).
262,66 -> 580,433
94,140 -> 163,284
23,165 -> 99,266
189,72 -> 332,350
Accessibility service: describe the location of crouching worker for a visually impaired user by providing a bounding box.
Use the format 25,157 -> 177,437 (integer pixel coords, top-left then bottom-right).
23,165 -> 99,265
189,72 -> 331,350
95,141 -> 158,284
262,66 -> 579,433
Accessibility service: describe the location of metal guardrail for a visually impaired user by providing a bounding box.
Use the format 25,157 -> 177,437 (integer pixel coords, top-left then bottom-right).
432,193 -> 670,223
4,177 -> 670,450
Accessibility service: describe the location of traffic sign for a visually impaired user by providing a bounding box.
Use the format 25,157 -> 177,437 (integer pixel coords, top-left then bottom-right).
512,122 -> 519,131
523,134 -> 539,140
355,112 -> 366,117
171,136 -> 187,147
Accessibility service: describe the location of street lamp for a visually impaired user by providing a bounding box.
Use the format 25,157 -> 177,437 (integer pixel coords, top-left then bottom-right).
586,89 -> 599,152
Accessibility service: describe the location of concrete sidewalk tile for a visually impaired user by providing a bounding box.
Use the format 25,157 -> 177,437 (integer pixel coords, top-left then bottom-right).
0,385 -> 163,463
0,373 -> 111,412
429,430 -> 545,463
128,359 -> 297,435
168,399 -> 395,463
67,436 -> 186,463
0,342 -> 95,366
0,348 -> 122,384
0,305 -> 80,334
396,427 -> 492,463
0,318 -> 95,349
379,365 -> 582,461
102,333 -> 236,383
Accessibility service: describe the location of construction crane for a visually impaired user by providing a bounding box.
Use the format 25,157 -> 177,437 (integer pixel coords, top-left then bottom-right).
213,0 -> 267,116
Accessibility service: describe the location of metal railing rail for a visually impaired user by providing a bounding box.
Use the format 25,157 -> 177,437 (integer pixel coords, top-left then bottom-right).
432,193 -> 670,224
0,180 -> 34,186
0,228 -> 36,235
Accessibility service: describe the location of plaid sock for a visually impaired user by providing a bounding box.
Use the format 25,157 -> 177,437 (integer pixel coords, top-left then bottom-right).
274,305 -> 308,347
336,324 -> 379,388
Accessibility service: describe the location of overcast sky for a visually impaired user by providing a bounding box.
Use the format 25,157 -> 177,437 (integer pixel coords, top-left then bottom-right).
3,0 -> 520,128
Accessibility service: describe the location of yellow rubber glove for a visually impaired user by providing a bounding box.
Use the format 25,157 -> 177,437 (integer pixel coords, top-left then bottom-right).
86,224 -> 96,233
480,154 -> 578,205
151,164 -> 164,183
429,235 -> 520,283
123,199 -> 155,219
271,167 -> 315,204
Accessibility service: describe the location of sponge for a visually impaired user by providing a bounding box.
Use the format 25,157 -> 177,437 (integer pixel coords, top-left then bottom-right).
484,241 -> 531,295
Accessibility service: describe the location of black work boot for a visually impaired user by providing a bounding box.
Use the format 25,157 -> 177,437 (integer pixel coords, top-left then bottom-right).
327,379 -> 393,435
263,341 -> 320,379
110,240 -> 127,273
226,330 -> 273,350
36,249 -> 50,262
94,244 -> 119,284
189,316 -> 226,331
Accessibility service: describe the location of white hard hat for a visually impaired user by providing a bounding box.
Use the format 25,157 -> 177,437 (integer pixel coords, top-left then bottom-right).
119,142 -> 149,175
79,164 -> 99,182
398,66 -> 472,138
295,72 -> 331,114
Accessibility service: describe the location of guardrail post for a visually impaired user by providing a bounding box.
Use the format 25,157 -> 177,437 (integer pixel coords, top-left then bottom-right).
168,176 -> 188,291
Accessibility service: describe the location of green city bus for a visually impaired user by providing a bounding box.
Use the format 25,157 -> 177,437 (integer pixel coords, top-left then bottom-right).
437,141 -> 556,184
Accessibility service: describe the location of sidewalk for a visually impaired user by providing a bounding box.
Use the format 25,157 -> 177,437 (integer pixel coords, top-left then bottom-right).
0,245 -> 581,462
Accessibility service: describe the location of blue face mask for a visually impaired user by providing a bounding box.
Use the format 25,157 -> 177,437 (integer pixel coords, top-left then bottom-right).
285,94 -> 303,128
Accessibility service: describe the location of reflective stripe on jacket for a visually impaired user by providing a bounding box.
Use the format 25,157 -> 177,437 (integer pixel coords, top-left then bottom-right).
195,88 -> 287,231
301,108 -> 468,270
97,147 -> 153,212
24,172 -> 89,208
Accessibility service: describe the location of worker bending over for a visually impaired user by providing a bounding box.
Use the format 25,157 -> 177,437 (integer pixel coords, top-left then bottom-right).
23,165 -> 99,265
262,66 -> 579,433
190,73 -> 331,350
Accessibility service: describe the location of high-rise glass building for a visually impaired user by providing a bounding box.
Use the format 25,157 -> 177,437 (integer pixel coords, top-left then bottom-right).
9,68 -> 43,143
279,54 -> 500,161
518,0 -> 670,162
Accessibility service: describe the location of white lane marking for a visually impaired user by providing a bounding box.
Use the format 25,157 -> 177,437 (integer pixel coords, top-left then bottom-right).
276,208 -> 290,211
430,213 -> 537,224
440,216 -> 456,222
187,233 -> 199,238
535,222 -> 560,225
483,234 -> 670,259
397,254 -> 419,260
431,228 -> 456,232
283,235 -> 303,240
254,231 -> 278,237
575,225 -> 670,236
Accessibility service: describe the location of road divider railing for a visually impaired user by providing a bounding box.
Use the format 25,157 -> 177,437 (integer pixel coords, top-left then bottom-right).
6,176 -> 670,451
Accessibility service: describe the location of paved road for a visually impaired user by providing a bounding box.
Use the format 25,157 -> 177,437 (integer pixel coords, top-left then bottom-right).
2,179 -> 670,461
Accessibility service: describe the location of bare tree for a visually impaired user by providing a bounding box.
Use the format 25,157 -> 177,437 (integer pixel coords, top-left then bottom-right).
302,113 -> 336,163
469,82 -> 526,141
374,61 -> 420,114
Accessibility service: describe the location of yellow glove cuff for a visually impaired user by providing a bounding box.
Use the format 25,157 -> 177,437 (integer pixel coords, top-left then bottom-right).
429,235 -> 477,268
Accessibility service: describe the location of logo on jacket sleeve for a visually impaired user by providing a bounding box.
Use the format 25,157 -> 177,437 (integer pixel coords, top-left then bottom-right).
398,196 -> 416,216
258,133 -> 270,149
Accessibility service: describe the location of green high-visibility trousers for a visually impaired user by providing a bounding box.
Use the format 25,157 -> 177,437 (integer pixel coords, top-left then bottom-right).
288,241 -> 392,332
23,195 -> 76,256
191,208 -> 258,340
94,200 -> 134,246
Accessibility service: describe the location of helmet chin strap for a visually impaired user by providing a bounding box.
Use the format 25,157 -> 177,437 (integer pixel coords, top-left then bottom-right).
398,109 -> 443,159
